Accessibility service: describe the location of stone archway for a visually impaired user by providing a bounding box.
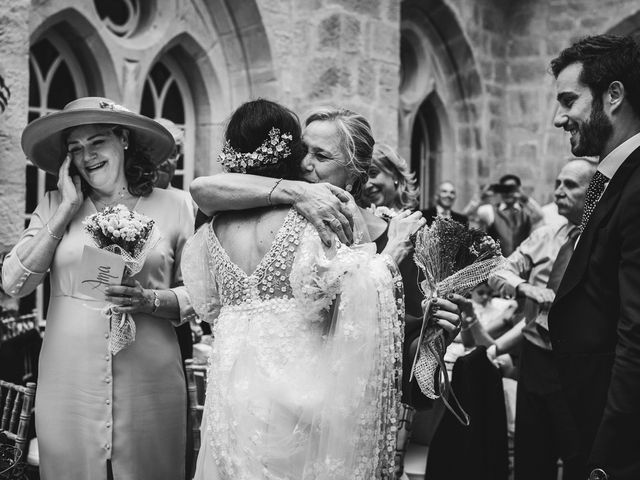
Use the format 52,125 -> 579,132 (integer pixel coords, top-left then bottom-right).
400,0 -> 482,208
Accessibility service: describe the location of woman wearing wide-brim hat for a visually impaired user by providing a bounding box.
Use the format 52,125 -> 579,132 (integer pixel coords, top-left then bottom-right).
2,97 -> 195,480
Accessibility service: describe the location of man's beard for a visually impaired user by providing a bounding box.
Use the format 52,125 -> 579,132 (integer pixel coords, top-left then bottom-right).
572,97 -> 613,157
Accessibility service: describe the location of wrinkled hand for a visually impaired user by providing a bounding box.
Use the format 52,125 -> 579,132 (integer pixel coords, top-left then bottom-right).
517,283 -> 555,309
57,155 -> 83,217
422,294 -> 461,346
105,279 -> 154,314
292,182 -> 354,247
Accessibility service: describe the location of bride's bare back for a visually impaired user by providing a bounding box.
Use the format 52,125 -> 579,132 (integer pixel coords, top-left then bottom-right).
212,206 -> 291,276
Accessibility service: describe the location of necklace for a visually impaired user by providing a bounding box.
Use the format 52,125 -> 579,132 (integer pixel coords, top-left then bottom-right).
91,187 -> 135,211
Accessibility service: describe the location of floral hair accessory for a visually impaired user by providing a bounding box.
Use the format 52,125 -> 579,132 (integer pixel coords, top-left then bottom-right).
218,127 -> 293,173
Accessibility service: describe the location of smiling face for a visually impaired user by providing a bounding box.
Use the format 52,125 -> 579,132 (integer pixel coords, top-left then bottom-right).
363,161 -> 397,207
553,62 -> 613,158
66,124 -> 128,193
554,160 -> 593,225
436,182 -> 456,209
299,120 -> 352,189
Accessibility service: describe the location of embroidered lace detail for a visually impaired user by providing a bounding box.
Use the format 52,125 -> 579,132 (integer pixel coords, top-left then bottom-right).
195,214 -> 404,479
206,208 -> 306,306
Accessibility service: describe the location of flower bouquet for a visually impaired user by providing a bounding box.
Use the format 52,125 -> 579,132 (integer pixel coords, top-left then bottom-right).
411,217 -> 504,423
83,204 -> 156,354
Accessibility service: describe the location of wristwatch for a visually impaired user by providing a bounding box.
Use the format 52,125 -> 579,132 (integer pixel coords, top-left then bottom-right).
151,290 -> 160,313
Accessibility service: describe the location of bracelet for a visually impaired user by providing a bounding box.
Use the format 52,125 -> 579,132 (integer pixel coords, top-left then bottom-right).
45,223 -> 63,241
267,178 -> 284,206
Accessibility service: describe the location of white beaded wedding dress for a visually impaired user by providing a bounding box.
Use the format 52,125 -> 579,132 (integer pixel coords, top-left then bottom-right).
183,208 -> 404,479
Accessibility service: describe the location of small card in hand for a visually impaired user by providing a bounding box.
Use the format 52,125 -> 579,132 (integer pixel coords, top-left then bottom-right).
77,245 -> 125,299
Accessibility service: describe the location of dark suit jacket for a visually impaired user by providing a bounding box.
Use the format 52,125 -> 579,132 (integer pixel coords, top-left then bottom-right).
549,145 -> 640,480
422,206 -> 468,227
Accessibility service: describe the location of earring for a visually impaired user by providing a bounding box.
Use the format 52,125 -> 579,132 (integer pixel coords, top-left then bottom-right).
124,145 -> 128,150
394,180 -> 399,187
345,184 -> 353,192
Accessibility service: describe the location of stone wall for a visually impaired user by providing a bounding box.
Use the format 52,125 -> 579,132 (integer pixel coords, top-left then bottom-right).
0,0 -> 29,252
258,0 -> 401,145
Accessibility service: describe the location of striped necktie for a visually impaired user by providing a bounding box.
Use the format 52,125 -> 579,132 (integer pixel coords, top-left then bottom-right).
580,171 -> 608,232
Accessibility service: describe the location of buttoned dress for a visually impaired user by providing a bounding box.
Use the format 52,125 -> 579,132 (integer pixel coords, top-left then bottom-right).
2,188 -> 194,480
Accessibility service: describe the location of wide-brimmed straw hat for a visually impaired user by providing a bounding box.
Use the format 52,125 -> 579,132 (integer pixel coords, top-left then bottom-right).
21,96 -> 175,175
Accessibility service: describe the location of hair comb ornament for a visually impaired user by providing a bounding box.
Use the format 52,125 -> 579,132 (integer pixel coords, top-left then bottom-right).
218,127 -> 293,173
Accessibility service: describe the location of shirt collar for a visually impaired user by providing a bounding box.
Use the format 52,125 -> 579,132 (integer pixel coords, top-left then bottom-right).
598,131 -> 640,180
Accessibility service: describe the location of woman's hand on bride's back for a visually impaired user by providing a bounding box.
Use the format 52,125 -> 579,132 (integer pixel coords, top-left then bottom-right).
383,210 -> 426,264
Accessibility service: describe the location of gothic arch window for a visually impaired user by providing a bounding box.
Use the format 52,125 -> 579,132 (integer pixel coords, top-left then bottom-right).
141,58 -> 195,191
26,32 -> 87,321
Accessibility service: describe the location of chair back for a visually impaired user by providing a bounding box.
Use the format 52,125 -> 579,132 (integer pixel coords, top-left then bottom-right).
0,381 -> 36,463
185,359 -> 207,476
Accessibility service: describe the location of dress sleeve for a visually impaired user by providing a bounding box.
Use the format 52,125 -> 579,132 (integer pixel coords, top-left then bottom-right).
1,192 -> 56,298
291,228 -> 403,477
181,223 -> 221,326
169,193 -> 196,326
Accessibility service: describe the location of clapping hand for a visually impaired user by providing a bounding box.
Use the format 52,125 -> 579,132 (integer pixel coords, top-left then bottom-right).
517,282 -> 555,310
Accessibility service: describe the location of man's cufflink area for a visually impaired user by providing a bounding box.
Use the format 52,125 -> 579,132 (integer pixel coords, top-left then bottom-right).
589,468 -> 608,480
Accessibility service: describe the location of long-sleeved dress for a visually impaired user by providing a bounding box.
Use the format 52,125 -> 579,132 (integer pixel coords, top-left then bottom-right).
182,208 -> 406,479
2,188 -> 195,480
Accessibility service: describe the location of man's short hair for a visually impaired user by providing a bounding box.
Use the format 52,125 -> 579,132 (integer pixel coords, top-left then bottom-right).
550,34 -> 640,117
499,174 -> 521,186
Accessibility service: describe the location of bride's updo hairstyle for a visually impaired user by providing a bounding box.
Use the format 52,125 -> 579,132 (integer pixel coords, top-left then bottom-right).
223,99 -> 305,179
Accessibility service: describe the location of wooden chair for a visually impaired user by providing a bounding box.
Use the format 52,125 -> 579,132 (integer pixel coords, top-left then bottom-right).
0,380 -> 36,464
185,359 -> 207,477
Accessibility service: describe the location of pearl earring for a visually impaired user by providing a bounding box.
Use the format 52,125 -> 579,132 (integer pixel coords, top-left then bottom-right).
345,184 -> 353,192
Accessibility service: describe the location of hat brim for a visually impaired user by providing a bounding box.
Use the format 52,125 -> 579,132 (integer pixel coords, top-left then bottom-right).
21,109 -> 175,175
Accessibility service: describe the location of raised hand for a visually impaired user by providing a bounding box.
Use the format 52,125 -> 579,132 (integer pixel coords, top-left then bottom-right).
57,155 -> 83,218
292,182 -> 354,246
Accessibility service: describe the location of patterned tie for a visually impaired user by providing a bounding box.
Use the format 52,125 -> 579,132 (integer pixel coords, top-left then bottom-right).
580,171 -> 608,232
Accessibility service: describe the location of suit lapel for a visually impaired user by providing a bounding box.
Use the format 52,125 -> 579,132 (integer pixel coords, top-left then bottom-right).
555,147 -> 640,300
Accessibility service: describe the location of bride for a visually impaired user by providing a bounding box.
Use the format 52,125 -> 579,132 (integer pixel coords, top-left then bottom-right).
183,99 -> 458,479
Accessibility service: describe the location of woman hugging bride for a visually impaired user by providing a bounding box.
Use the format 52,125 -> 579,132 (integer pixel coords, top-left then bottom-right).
183,99 -> 460,479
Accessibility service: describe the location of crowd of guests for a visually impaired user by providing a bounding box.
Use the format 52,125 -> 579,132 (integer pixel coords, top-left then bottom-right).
1,33 -> 640,480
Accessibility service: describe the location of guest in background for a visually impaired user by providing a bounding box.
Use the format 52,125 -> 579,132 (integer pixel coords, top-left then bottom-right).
153,117 -> 199,363
422,181 -> 468,226
476,174 -> 543,256
488,158 -> 595,480
361,143 -> 419,212
2,97 -> 194,480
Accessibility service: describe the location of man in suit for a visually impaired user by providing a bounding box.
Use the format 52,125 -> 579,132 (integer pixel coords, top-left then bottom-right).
422,181 -> 468,226
548,34 -> 640,480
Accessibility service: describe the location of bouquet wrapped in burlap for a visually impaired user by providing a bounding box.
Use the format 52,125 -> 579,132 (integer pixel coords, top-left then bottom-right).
411,217 -> 505,423
83,204 -> 156,355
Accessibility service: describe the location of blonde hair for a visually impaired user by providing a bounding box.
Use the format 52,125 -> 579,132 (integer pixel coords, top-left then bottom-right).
305,107 -> 374,198
371,144 -> 419,210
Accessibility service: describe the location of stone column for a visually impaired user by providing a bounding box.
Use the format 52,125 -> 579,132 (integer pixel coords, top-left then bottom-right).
0,0 -> 30,252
